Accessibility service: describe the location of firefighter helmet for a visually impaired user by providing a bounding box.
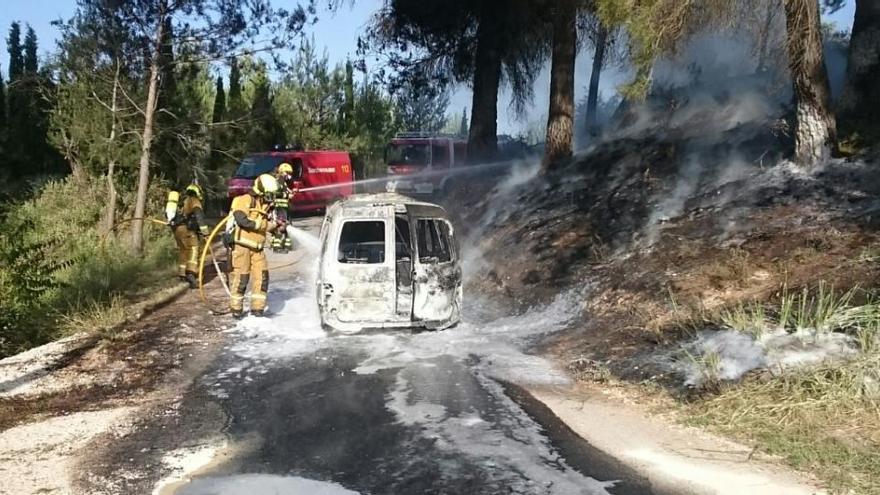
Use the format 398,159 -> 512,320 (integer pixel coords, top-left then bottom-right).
277,162 -> 294,176
184,183 -> 203,200
253,174 -> 280,200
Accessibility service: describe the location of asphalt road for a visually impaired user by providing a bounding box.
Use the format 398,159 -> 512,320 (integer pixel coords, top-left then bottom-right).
152,217 -> 657,495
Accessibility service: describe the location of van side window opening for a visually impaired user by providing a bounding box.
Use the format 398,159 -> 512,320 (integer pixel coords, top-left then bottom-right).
416,219 -> 451,264
395,216 -> 413,261
292,158 -> 304,179
338,221 -> 386,264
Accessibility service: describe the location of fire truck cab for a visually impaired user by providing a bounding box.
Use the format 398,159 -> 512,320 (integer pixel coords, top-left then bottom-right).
385,133 -> 467,195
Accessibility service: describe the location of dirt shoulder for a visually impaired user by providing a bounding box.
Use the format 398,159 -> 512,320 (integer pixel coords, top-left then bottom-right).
0,278 -> 232,495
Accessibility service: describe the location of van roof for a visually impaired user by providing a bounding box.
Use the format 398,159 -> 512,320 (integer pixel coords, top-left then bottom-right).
332,193 -> 448,215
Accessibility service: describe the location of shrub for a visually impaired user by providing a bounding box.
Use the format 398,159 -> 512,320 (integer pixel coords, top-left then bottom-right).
0,176 -> 174,357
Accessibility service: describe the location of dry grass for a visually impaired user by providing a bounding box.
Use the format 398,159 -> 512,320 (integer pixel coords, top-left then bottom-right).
60,295 -> 128,340
698,247 -> 754,288
686,353 -> 880,494
676,282 -> 880,493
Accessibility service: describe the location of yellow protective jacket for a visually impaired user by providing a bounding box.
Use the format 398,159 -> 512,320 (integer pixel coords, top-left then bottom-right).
179,196 -> 208,235
273,176 -> 295,210
230,193 -> 272,250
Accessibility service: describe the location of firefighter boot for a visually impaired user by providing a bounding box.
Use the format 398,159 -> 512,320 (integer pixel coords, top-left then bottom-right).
184,271 -> 198,290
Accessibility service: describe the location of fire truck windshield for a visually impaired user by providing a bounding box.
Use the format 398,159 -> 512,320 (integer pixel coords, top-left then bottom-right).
234,155 -> 284,178
387,143 -> 430,166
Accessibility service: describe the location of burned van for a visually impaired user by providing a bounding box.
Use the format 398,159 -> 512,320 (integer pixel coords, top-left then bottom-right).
316,193 -> 462,333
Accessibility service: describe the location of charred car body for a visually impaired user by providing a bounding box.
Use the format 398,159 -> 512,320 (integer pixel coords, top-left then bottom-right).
316,193 -> 462,333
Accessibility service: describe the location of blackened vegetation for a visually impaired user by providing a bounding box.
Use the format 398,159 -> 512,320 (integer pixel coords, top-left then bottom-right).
447,114 -> 880,381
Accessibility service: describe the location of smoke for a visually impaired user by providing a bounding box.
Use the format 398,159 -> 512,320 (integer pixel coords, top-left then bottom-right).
643,156 -> 703,246
823,37 -> 849,101
674,328 -> 858,387
459,159 -> 542,278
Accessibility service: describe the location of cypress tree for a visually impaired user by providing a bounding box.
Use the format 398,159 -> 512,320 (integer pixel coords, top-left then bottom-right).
212,76 -> 226,124
341,60 -> 355,133
227,57 -> 243,116
459,107 -> 468,136
208,76 -> 227,172
0,63 -> 6,130
0,63 -> 6,171
23,25 -> 37,74
7,23 -> 23,81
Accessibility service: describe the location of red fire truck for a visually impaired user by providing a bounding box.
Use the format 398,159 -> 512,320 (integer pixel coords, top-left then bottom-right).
227,148 -> 354,213
385,133 -> 467,195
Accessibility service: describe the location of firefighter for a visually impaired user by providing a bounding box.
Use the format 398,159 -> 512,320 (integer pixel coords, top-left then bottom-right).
168,184 -> 210,289
271,162 -> 295,252
227,173 -> 281,318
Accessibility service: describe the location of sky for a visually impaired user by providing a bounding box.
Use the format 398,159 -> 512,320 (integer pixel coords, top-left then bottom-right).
0,0 -> 859,135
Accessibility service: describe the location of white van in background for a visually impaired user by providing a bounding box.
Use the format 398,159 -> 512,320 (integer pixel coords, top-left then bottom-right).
316,193 -> 462,333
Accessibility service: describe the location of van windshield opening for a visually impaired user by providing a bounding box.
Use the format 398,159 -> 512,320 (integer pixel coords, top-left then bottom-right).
338,221 -> 386,264
234,155 -> 284,178
387,143 -> 430,167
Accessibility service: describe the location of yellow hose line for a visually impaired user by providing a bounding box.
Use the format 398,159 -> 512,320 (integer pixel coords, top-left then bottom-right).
115,217 -> 169,228
198,213 -> 233,303
99,217 -> 170,247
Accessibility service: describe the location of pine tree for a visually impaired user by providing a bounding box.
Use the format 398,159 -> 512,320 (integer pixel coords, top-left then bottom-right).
153,16 -> 179,179
23,25 -> 37,74
7,23 -> 23,81
247,66 -> 284,151
542,0 -> 577,171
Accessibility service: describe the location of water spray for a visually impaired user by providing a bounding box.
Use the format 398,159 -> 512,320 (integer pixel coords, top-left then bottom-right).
293,159 -> 522,195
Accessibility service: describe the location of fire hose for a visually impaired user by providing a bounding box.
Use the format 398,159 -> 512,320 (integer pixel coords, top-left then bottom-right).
198,213 -> 233,304
99,216 -> 171,246
197,214 -> 304,312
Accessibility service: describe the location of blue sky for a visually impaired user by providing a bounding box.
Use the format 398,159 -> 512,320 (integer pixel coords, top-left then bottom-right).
0,0 -> 859,134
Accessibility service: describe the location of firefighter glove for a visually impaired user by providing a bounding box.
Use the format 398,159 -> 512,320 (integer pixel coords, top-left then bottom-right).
222,232 -> 234,249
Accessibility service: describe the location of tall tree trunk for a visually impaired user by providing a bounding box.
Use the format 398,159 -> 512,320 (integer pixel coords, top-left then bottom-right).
839,0 -> 880,122
467,9 -> 502,163
542,0 -> 577,172
131,15 -> 166,254
103,62 -> 121,235
586,24 -> 608,138
783,0 -> 837,166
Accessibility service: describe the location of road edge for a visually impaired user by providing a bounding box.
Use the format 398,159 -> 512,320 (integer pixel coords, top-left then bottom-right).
524,384 -> 825,495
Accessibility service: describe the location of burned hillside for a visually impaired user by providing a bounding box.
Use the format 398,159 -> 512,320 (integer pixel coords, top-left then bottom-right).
447,100 -> 880,381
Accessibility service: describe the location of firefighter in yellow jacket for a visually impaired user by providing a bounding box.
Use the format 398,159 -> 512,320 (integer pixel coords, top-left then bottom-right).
168,184 -> 209,289
270,162 -> 295,252
227,174 -> 280,318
